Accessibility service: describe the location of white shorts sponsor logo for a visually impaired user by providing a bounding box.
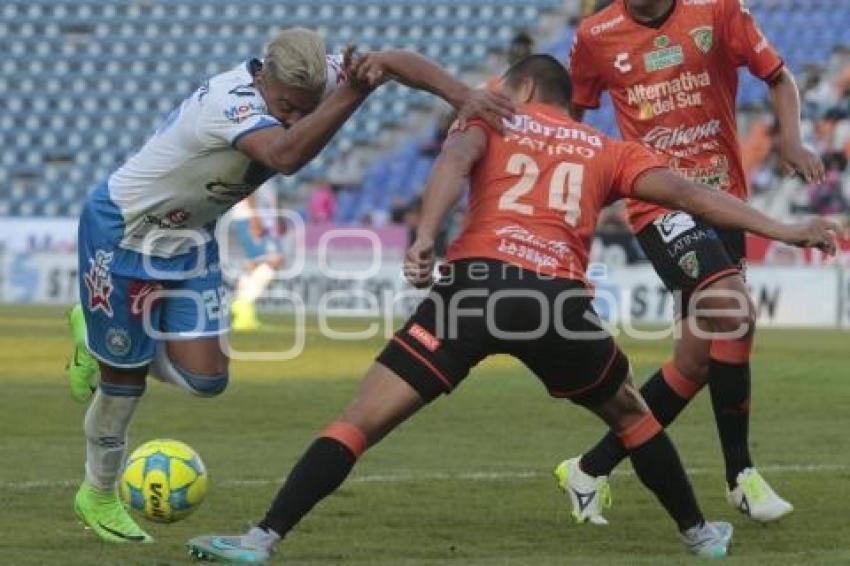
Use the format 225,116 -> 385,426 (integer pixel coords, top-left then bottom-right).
653,212 -> 697,244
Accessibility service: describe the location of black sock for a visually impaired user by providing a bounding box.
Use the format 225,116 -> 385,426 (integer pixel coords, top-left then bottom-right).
258,437 -> 358,538
580,369 -> 692,477
708,358 -> 753,487
629,431 -> 705,532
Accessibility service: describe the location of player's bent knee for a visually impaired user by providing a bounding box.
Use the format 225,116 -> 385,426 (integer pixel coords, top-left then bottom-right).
150,345 -> 229,397
177,365 -> 229,397
695,279 -> 756,337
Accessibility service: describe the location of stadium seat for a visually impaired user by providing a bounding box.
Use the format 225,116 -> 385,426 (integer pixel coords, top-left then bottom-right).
2,0 -> 837,220
1,0 -> 563,216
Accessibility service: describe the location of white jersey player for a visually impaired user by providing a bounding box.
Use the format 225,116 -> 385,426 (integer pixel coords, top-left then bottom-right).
65,27 -> 516,544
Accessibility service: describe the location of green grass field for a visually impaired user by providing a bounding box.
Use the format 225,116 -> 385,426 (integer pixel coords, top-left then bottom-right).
1,306 -> 848,565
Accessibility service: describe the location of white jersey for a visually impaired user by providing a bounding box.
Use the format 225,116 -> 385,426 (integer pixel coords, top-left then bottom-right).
98,56 -> 345,259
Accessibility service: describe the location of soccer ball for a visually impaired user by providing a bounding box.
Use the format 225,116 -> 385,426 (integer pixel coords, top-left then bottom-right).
119,439 -> 208,523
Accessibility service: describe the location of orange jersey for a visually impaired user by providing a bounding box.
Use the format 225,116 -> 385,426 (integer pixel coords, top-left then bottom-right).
445,103 -> 664,283
570,0 -> 783,233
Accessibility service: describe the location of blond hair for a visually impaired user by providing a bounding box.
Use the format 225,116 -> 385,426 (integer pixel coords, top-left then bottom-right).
264,28 -> 327,91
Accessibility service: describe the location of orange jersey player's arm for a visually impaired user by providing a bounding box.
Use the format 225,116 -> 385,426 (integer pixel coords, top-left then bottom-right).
720,0 -> 825,183
416,127 -> 488,244
404,127 -> 487,288
633,169 -> 843,254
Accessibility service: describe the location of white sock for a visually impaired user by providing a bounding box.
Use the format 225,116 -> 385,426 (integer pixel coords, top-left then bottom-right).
84,389 -> 141,491
238,263 -> 275,303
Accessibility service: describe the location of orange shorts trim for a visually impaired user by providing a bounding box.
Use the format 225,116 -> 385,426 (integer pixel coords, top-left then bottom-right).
321,422 -> 368,459
617,413 -> 662,450
392,336 -> 453,392
710,338 -> 753,364
661,360 -> 702,399
693,267 -> 740,293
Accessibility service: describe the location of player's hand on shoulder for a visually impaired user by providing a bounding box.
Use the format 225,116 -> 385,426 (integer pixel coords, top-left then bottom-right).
778,141 -> 826,185
404,237 -> 436,288
783,217 -> 845,255
456,88 -> 515,134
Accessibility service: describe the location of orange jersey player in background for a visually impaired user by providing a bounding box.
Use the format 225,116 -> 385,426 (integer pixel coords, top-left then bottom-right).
187,54 -> 841,562
556,0 -> 826,526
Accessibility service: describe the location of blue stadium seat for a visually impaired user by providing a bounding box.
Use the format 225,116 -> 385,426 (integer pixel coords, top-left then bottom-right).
1,0 -> 563,217
2,0 -> 839,220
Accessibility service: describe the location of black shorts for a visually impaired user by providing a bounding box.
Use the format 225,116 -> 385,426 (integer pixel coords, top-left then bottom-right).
377,259 -> 629,406
636,212 -> 745,316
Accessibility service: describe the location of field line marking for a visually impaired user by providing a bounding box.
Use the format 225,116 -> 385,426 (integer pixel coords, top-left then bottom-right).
1,463 -> 846,491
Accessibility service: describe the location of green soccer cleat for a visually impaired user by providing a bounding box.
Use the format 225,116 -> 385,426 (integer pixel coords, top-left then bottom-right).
74,481 -> 153,543
66,305 -> 98,403
187,528 -> 277,564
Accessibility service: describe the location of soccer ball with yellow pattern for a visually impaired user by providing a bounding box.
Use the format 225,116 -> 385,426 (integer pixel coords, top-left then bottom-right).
118,439 -> 208,523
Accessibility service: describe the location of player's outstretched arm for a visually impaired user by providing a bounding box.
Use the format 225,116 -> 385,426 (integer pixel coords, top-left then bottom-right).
236,81 -> 369,175
633,168 -> 844,254
768,68 -> 825,184
404,127 -> 487,288
352,50 -> 514,132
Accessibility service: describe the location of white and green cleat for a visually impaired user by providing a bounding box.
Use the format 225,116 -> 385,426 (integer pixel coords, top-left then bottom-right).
680,521 -> 733,559
66,305 -> 98,403
553,457 -> 612,525
187,527 -> 278,563
74,481 -> 153,543
727,468 -> 793,522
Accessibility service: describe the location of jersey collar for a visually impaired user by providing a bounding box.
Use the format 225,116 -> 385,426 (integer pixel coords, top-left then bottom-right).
624,0 -> 678,31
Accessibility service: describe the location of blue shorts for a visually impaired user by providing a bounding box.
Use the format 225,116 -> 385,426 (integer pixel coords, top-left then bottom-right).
79,197 -> 230,369
234,219 -> 280,261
